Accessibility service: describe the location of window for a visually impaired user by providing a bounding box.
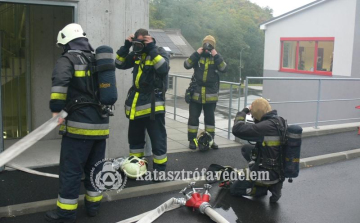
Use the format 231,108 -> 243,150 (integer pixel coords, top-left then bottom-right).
280,37 -> 334,75
168,76 -> 173,89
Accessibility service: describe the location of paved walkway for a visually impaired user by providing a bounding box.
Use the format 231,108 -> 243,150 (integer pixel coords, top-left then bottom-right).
5,117 -> 240,169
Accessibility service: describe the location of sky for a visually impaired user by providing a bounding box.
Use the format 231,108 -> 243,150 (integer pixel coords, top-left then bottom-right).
249,0 -> 316,17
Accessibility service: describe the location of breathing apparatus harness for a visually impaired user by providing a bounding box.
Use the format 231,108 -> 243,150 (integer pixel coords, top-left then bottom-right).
63,50 -> 114,119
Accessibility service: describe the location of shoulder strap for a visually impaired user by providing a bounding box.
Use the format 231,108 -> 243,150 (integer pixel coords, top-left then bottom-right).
268,116 -> 287,182
268,116 -> 287,145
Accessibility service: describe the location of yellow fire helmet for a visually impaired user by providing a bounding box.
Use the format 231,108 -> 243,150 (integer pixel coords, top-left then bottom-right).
120,156 -> 148,179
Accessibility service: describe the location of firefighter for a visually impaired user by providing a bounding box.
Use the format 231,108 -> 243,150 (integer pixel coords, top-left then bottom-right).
115,28 -> 170,173
45,23 -> 109,222
184,35 -> 227,150
231,98 -> 284,203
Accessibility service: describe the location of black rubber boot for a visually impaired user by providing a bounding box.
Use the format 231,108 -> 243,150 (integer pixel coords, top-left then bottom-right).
269,182 -> 283,203
189,140 -> 197,150
45,210 -> 76,223
211,142 -> 219,149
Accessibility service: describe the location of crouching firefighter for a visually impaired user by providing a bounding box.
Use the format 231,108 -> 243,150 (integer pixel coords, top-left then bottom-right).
230,98 -> 288,203
46,23 -> 116,222
115,28 -> 170,173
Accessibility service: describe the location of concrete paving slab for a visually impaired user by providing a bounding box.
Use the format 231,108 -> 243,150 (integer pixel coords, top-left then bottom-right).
167,133 -> 188,141
165,128 -> 183,135
5,139 -> 61,169
174,127 -> 189,133
167,141 -> 188,152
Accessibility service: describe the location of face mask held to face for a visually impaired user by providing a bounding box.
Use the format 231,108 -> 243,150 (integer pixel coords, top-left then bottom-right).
132,38 -> 145,54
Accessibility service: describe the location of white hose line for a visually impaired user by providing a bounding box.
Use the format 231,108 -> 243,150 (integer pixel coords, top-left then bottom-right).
6,162 -> 59,178
204,207 -> 230,223
0,111 -> 67,167
116,198 -> 183,223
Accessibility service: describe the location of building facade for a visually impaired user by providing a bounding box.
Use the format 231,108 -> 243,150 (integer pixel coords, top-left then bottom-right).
260,0 -> 360,126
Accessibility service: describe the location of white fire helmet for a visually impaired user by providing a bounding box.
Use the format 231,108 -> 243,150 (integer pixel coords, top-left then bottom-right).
120,156 -> 148,179
56,23 -> 87,47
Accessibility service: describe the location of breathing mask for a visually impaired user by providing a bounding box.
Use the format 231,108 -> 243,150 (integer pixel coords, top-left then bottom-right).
203,42 -> 214,52
132,38 -> 145,54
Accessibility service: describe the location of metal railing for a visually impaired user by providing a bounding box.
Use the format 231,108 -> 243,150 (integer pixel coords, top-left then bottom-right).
243,77 -> 360,128
166,74 -> 241,139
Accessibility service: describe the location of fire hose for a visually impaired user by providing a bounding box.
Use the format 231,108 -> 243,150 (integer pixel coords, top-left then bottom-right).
117,182 -> 229,223
0,111 -> 67,176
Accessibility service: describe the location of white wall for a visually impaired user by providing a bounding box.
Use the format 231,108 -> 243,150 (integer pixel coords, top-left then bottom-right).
263,0 -> 357,77
77,0 -> 149,158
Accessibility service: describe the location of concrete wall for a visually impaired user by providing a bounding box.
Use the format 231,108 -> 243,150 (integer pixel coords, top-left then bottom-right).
30,0 -> 149,158
261,0 -> 360,127
263,0 -> 357,77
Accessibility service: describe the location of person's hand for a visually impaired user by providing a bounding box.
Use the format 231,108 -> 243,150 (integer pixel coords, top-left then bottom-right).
52,113 -> 64,126
248,105 -> 252,111
197,47 -> 203,54
211,49 -> 217,56
126,34 -> 134,42
143,35 -> 153,44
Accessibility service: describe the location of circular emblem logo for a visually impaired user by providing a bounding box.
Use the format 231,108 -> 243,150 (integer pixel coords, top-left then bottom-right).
90,158 -> 127,193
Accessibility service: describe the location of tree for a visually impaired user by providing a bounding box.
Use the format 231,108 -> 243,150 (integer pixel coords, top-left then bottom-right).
150,0 -> 273,82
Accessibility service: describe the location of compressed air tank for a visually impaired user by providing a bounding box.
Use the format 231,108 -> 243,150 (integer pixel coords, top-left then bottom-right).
284,125 -> 303,180
95,45 -> 118,105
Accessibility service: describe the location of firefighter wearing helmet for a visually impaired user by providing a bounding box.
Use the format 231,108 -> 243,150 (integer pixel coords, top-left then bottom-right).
231,98 -> 286,203
45,23 -> 110,222
184,35 -> 228,150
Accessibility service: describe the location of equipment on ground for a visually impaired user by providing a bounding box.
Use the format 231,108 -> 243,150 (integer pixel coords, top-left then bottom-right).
112,156 -> 148,179
117,182 -> 229,223
197,131 -> 214,152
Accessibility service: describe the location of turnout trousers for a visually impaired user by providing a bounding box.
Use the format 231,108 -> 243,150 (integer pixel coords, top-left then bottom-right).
128,114 -> 167,171
230,144 -> 282,198
187,101 -> 216,141
57,136 -> 106,219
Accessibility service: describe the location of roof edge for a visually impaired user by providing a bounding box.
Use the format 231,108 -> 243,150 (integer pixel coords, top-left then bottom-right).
260,0 -> 328,30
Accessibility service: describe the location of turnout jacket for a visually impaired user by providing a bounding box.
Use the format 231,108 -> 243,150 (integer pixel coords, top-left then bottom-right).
49,50 -> 109,139
115,39 -> 169,120
232,109 -> 283,183
184,51 -> 227,104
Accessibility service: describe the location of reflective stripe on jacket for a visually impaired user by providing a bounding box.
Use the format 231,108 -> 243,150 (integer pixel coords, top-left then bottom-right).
184,51 -> 227,104
115,40 -> 169,120
232,109 -> 283,182
50,51 -> 109,139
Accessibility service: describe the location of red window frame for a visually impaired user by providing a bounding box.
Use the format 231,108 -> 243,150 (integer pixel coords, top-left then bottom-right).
280,37 -> 335,76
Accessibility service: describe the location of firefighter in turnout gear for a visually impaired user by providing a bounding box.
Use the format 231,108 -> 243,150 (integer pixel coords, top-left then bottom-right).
46,23 -> 110,222
115,28 -> 170,172
231,98 -> 285,203
184,35 -> 227,150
